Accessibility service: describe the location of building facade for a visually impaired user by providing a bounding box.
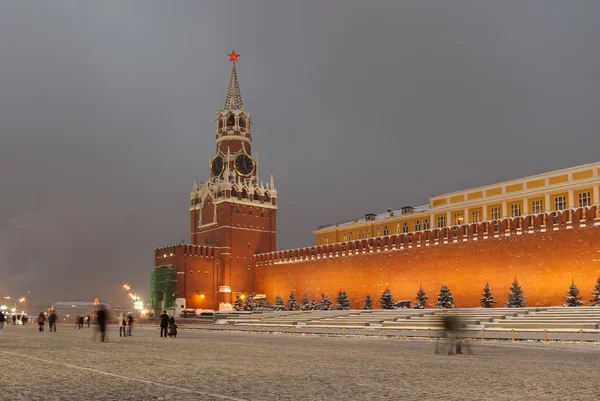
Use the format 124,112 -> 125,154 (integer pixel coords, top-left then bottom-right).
314,163 -> 600,246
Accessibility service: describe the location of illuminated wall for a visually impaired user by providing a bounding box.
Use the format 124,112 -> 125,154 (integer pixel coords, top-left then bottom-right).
256,209 -> 600,308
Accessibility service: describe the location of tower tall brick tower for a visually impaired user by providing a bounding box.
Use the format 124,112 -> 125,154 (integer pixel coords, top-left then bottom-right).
189,51 -> 277,310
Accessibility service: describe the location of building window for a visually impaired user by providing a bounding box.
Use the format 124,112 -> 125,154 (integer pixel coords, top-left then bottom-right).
423,219 -> 429,230
348,232 -> 353,241
402,222 -> 408,233
383,226 -> 389,236
471,210 -> 481,223
532,199 -> 543,214
396,224 -> 401,234
437,215 -> 446,228
415,220 -> 421,231
554,195 -> 566,211
453,212 -> 464,225
365,229 -> 371,237
490,206 -> 501,220
323,235 -> 329,244
376,227 -> 381,237
358,230 -> 363,239
510,203 -> 521,217
578,192 -> 591,208
342,233 -> 347,242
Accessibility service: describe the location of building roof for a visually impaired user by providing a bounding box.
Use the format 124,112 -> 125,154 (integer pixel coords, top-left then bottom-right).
224,60 -> 243,111
319,204 -> 430,230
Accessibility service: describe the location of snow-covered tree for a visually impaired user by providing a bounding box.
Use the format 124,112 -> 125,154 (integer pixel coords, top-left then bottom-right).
243,295 -> 254,311
564,279 -> 584,307
505,278 -> 526,308
233,291 -> 243,311
263,298 -> 271,310
300,295 -> 310,311
436,285 -> 455,309
287,292 -> 297,311
309,298 -> 318,311
379,288 -> 395,309
272,295 -> 286,311
479,282 -> 497,308
590,277 -> 600,306
362,294 -> 373,310
318,293 -> 332,310
413,285 -> 428,309
256,298 -> 266,310
335,289 -> 350,310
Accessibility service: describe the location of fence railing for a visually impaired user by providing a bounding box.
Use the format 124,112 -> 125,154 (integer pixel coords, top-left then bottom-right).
175,324 -> 600,343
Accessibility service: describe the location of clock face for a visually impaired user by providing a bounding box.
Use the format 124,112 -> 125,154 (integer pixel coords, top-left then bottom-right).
211,155 -> 225,177
234,154 -> 254,176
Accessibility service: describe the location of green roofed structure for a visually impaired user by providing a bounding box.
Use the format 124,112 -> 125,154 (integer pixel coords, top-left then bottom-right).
150,265 -> 177,314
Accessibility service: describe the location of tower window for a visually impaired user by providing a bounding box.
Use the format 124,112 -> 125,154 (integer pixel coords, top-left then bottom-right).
239,116 -> 246,128
227,114 -> 235,126
242,189 -> 248,199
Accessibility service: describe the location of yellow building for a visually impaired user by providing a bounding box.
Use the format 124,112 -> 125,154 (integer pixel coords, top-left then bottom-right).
314,162 -> 600,245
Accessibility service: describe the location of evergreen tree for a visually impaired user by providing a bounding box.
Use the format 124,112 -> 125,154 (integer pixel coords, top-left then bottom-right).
413,285 -> 428,309
243,296 -> 254,311
436,285 -> 455,309
319,293 -> 332,310
272,295 -> 286,311
335,289 -> 350,310
233,291 -> 243,311
287,292 -> 297,311
309,298 -> 318,310
479,281 -> 497,308
256,298 -> 266,310
300,294 -> 310,311
379,288 -> 395,309
564,279 -> 584,307
505,278 -> 526,308
590,277 -> 600,306
362,294 -> 373,310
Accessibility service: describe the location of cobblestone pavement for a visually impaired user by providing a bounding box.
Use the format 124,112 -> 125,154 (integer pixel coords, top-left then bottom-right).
0,324 -> 598,400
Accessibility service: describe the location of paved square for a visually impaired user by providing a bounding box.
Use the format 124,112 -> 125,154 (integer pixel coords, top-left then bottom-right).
0,324 -> 598,400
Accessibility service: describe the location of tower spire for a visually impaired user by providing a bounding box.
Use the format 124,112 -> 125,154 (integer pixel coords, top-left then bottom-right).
225,51 -> 243,111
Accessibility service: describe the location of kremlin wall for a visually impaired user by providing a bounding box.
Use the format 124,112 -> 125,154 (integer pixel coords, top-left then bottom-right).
254,208 -> 600,308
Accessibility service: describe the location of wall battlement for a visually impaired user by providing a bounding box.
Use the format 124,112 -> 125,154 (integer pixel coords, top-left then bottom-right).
255,207 -> 598,266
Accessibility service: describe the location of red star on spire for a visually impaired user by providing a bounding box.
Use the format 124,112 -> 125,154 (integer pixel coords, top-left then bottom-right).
228,51 -> 240,62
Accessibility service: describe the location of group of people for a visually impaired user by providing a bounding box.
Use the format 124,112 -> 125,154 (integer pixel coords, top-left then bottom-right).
76,315 -> 91,329
118,312 -> 135,337
0,311 -> 28,327
159,311 -> 178,338
37,311 -> 57,332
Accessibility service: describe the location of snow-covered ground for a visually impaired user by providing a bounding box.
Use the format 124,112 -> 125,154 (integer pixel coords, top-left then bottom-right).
0,323 -> 598,400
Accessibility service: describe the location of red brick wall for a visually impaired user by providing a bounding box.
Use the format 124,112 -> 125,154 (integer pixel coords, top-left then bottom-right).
254,215 -> 600,308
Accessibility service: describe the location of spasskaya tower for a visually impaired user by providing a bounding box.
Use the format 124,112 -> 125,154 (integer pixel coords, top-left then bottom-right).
188,51 -> 277,310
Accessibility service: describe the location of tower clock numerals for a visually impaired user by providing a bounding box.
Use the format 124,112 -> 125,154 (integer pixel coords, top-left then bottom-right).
234,154 -> 254,176
211,155 -> 225,177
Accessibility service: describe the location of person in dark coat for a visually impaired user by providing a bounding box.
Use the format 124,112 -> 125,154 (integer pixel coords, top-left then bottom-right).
96,306 -> 107,342
12,314 -> 16,325
48,311 -> 57,332
0,311 -> 5,329
168,316 -> 178,338
38,313 -> 46,332
127,314 -> 134,336
78,315 -> 84,329
159,311 -> 169,338
86,315 -> 91,328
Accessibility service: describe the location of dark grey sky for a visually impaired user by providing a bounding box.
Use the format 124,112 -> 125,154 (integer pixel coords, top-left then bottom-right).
1,1 -> 599,306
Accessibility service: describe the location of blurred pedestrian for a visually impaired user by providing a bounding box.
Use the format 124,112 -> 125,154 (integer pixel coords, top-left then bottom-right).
86,315 -> 91,328
159,311 -> 169,338
127,313 -> 133,336
435,315 -> 473,355
0,311 -> 5,329
12,314 -> 16,325
48,311 -> 57,332
78,315 -> 84,329
118,312 -> 127,337
38,313 -> 46,332
168,316 -> 178,338
96,306 -> 107,342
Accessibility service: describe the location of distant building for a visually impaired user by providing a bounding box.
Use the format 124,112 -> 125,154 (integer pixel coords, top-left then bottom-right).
50,298 -> 111,322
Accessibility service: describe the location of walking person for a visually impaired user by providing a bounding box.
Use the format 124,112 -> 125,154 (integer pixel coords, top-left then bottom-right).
78,315 -> 84,329
96,305 -> 107,342
12,314 -> 16,325
159,311 -> 169,338
127,313 -> 134,336
0,311 -> 5,329
86,315 -> 91,328
48,311 -> 57,332
118,312 -> 127,337
38,313 -> 46,332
